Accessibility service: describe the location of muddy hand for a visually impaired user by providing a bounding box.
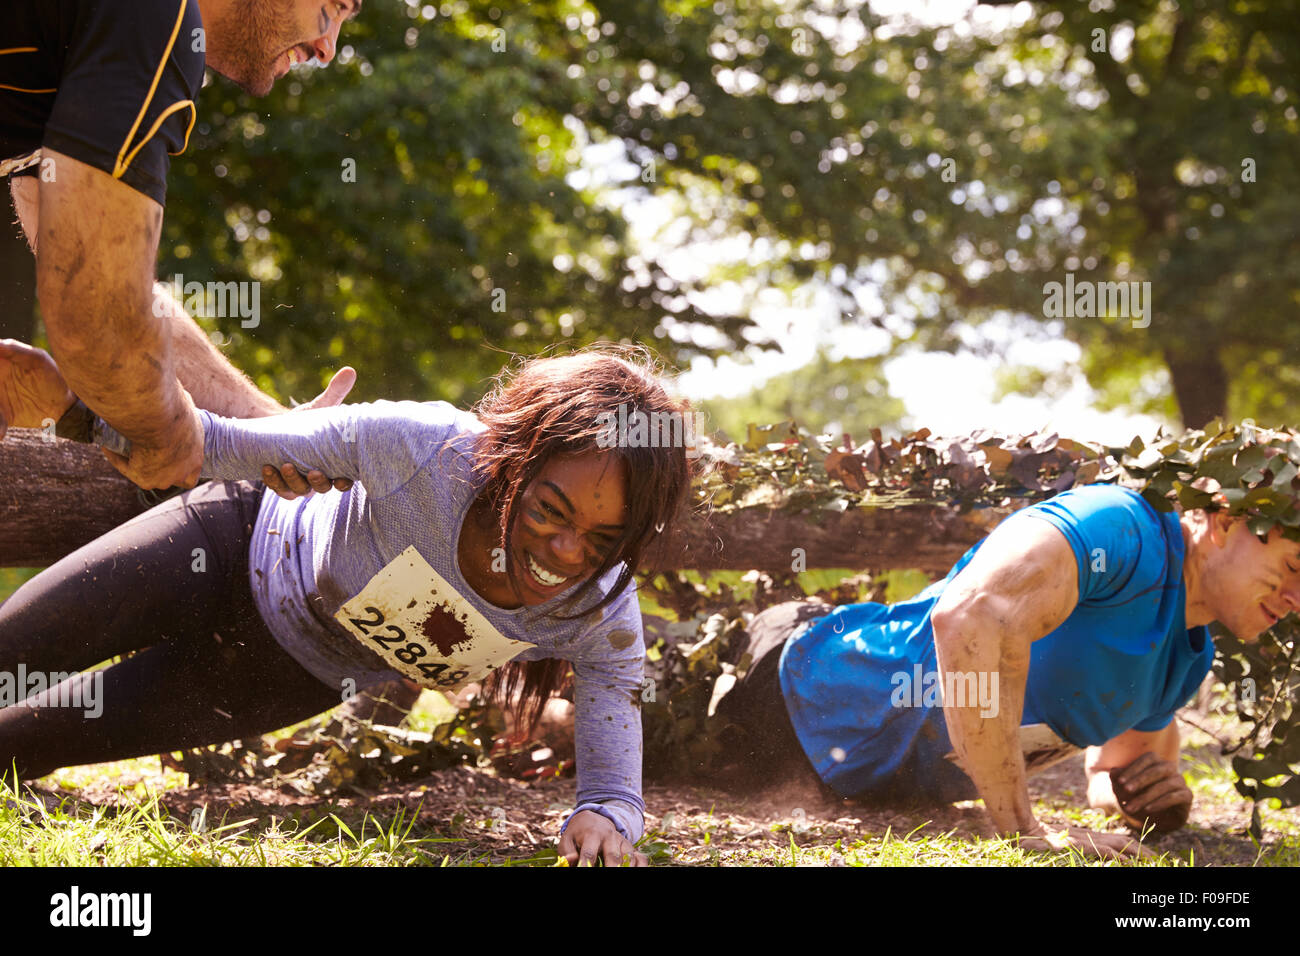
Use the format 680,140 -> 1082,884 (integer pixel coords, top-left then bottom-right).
0,339 -> 75,439
1111,752 -> 1192,834
100,390 -> 205,491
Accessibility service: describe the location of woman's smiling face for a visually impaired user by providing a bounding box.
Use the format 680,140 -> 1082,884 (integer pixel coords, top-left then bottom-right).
509,451 -> 629,605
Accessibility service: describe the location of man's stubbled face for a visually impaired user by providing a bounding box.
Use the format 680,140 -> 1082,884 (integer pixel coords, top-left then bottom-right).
205,0 -> 352,97
1203,520 -> 1300,641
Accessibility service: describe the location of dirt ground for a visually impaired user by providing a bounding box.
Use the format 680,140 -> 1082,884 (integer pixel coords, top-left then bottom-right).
36,730 -> 1291,867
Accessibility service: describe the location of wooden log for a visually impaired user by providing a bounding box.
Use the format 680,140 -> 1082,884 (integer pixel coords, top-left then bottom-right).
642,500 -> 1024,578
0,429 -> 150,567
0,429 -> 1025,575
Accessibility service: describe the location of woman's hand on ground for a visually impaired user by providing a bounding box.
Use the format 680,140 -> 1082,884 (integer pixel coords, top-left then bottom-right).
0,338 -> 75,438
558,810 -> 648,867
262,366 -> 357,499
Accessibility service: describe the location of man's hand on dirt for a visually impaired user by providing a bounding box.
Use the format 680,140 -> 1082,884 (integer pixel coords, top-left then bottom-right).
1110,752 -> 1192,834
262,366 -> 357,500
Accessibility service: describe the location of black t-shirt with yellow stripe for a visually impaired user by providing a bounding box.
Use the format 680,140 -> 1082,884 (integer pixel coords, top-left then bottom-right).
1,0 -> 205,206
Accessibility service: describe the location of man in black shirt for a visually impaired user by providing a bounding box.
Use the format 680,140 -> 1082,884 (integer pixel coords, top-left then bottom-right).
0,0 -> 361,492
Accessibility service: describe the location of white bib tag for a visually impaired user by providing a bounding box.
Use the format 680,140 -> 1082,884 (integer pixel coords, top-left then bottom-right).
334,546 -> 530,691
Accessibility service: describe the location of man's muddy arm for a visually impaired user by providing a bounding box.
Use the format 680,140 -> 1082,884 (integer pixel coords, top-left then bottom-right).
153,282 -> 285,418
13,173 -> 346,496
33,150 -> 201,489
13,172 -> 283,422
930,518 -> 1149,857
931,517 -> 1078,837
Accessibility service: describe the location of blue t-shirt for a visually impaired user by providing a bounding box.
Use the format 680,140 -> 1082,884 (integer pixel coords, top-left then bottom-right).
778,485 -> 1214,802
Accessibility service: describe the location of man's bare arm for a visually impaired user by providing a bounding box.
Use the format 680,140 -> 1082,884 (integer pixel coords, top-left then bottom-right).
150,281 -> 283,418
34,149 -> 200,488
13,173 -> 282,420
931,516 -> 1146,858
14,170 -> 350,497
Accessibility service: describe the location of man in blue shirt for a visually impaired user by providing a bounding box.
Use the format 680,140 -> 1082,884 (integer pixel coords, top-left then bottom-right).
718,484 -> 1300,859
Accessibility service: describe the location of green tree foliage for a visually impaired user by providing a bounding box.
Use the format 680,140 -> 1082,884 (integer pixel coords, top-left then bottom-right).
162,0 -> 755,406
567,0 -> 1300,427
975,0 -> 1300,429
163,0 -> 1299,426
699,349 -> 905,442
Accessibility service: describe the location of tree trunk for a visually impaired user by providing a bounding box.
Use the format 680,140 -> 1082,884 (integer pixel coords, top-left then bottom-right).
1165,348 -> 1228,429
642,499 -> 1019,578
0,428 -> 1024,574
0,430 -> 150,566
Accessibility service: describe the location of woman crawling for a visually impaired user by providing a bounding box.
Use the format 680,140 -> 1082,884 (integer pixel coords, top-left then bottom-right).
0,345 -> 693,866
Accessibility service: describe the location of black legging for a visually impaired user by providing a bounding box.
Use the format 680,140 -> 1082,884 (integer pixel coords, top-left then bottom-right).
0,479 -> 342,782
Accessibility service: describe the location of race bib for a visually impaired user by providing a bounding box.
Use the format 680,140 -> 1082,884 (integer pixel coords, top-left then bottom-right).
334,546 -> 530,691
944,723 -> 1082,777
